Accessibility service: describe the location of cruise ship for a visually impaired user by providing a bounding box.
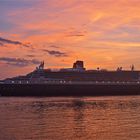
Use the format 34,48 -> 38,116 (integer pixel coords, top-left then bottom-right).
0,61 -> 140,96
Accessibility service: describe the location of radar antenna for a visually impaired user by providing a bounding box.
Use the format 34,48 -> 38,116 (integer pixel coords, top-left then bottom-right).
37,61 -> 44,70
130,64 -> 134,71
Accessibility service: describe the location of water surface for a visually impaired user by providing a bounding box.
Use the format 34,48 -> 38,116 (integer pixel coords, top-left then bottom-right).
0,96 -> 140,140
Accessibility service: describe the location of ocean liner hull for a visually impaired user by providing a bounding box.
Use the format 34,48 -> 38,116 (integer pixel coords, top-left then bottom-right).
1,61 -> 140,96
0,83 -> 140,96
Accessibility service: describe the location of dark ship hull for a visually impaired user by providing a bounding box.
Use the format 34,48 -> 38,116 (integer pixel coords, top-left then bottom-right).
1,83 -> 140,96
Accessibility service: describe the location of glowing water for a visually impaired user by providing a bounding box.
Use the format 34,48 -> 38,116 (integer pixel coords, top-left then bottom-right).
0,96 -> 140,140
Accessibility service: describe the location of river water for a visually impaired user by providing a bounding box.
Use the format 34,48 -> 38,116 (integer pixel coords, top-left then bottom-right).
0,96 -> 140,140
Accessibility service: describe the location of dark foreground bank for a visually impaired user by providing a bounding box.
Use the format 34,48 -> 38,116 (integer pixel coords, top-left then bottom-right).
0,84 -> 140,96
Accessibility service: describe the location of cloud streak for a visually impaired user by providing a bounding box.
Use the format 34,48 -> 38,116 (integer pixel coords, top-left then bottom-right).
43,49 -> 68,57
0,57 -> 40,67
0,37 -> 31,47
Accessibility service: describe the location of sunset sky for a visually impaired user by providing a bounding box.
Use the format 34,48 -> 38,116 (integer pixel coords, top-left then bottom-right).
0,0 -> 140,79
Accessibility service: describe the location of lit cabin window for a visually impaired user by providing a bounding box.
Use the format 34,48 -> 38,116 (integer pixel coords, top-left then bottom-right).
19,81 -> 21,84
11,81 -> 14,83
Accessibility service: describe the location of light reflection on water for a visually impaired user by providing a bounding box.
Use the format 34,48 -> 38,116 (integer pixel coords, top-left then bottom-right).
0,96 -> 140,140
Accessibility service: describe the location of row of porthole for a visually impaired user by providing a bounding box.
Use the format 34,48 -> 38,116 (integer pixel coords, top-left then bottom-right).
94,81 -> 140,84
10,80 -> 140,84
11,81 -> 29,84
10,80 -> 66,83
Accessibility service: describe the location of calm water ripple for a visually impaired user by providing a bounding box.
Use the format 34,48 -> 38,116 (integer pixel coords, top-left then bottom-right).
0,96 -> 140,140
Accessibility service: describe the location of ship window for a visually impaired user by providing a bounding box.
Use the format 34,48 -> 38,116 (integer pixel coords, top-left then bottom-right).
11,81 -> 14,83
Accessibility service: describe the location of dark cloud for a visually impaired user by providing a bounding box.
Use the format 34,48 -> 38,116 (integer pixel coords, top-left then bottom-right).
0,42 -> 4,47
65,30 -> 86,37
26,54 -> 35,57
66,34 -> 85,37
0,37 -> 31,47
0,57 -> 40,67
43,49 -> 68,57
